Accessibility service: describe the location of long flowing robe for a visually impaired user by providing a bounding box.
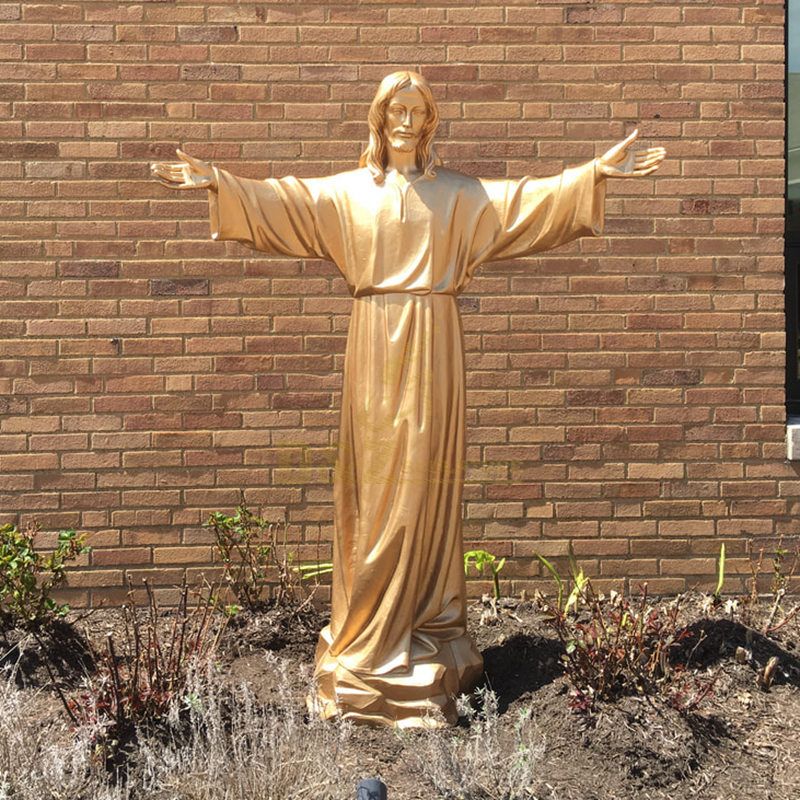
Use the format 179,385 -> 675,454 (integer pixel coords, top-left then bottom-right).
208,159 -> 606,727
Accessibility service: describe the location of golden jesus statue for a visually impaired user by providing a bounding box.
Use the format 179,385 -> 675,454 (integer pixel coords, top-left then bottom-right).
152,70 -> 666,728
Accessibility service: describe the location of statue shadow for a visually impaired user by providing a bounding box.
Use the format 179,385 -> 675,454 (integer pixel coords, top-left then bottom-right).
478,633 -> 564,714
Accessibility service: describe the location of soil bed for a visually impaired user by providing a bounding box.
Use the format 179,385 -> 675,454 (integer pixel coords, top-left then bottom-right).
3,590 -> 799,800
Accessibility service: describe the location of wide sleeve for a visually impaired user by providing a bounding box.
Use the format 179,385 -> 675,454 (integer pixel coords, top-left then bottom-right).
208,166 -> 338,261
466,158 -> 606,275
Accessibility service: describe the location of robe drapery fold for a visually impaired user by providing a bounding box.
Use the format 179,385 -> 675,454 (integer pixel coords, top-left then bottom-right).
208,159 -> 607,727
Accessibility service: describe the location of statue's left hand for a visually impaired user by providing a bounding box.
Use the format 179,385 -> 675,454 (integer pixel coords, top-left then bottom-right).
596,129 -> 666,180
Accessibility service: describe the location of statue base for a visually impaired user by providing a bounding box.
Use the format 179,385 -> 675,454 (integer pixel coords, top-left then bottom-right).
307,624 -> 484,728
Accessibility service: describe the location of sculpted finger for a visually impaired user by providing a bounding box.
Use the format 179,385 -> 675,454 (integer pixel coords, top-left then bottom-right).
606,147 -> 628,166
600,165 -> 622,179
151,163 -> 177,178
155,177 -> 181,189
635,155 -> 664,170
153,163 -> 183,178
610,130 -> 638,159
163,168 -> 187,183
619,128 -> 639,149
151,165 -> 175,181
176,147 -> 199,166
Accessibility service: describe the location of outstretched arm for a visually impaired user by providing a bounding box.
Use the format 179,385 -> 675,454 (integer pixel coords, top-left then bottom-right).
151,148 -> 339,262
464,128 -> 667,279
468,159 -> 606,272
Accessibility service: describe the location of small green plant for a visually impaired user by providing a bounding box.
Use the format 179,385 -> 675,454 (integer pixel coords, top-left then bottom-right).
771,544 -> 793,596
206,503 -> 273,611
536,544 -> 587,615
206,502 -> 307,612
0,520 -> 89,629
714,542 -> 726,600
533,544 -> 714,713
738,537 -> 800,636
206,501 -> 326,618
222,602 -> 241,618
464,549 -> 507,600
700,542 -> 729,615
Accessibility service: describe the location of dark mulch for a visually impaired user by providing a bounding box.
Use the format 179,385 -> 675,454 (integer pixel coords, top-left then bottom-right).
218,603 -> 325,661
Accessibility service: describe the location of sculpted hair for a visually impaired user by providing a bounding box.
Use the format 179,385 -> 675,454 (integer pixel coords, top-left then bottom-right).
359,71 -> 442,184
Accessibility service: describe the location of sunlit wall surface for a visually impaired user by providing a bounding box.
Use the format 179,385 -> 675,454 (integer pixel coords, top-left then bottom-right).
790,0 -> 799,241
790,0 -> 800,393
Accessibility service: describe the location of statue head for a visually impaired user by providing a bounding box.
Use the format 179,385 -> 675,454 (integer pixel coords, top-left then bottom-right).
359,70 -> 441,184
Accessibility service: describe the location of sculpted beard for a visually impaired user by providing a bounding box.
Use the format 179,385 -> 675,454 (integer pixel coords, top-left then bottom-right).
388,133 -> 416,153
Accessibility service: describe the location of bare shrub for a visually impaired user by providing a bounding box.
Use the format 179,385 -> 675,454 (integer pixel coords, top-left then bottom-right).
206,501 -> 322,614
67,577 -> 226,770
735,537 -> 800,636
411,687 -> 547,800
535,548 -> 718,713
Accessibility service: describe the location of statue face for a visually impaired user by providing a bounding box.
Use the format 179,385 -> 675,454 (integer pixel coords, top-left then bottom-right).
382,86 -> 428,155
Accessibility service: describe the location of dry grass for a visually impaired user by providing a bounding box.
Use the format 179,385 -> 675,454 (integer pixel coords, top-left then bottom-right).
0,647 -> 354,800
410,687 -> 550,800
1,635 -> 104,800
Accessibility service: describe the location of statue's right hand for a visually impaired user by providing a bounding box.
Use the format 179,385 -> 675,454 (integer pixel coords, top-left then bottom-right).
151,148 -> 216,190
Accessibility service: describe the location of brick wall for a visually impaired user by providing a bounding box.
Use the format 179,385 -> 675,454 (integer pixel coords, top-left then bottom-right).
1,1 -> 791,605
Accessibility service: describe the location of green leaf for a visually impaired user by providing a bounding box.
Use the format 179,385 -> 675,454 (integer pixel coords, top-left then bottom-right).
535,554 -> 564,612
714,542 -> 726,598
464,549 -> 491,575
565,584 -> 581,614
292,562 -> 334,581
